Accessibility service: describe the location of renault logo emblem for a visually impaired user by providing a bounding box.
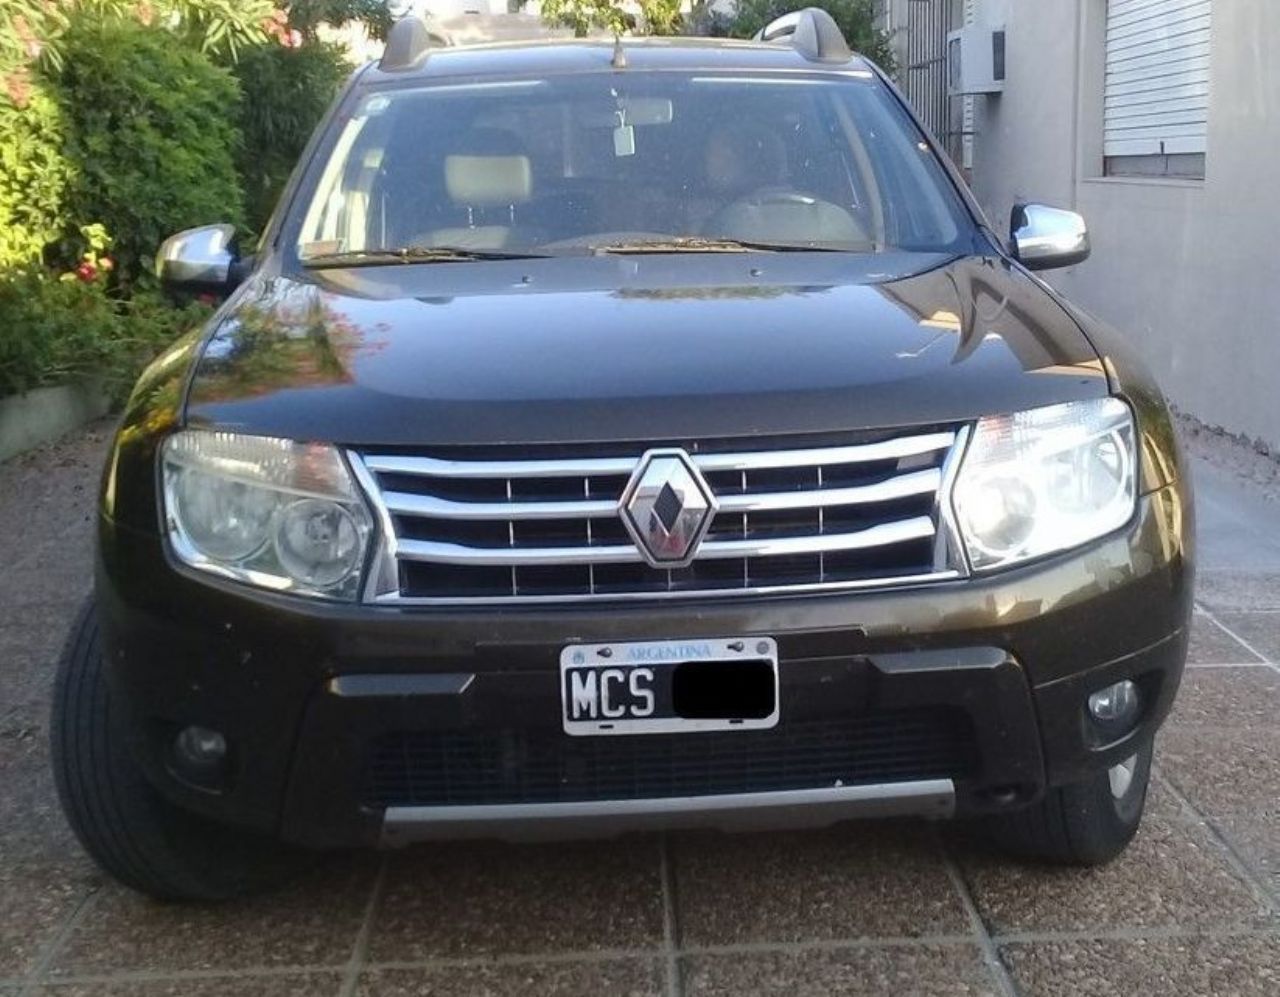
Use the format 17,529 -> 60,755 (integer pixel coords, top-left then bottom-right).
619,449 -> 718,568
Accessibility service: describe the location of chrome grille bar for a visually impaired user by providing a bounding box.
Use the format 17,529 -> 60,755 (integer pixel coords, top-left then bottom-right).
382,492 -> 619,520
361,431 -> 956,480
379,468 -> 941,521
395,516 -> 937,567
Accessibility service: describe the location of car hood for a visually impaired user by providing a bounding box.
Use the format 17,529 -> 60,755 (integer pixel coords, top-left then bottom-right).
186,252 -> 1107,446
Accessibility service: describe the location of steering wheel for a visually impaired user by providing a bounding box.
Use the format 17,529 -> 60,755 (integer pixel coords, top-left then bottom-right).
702,188 -> 867,245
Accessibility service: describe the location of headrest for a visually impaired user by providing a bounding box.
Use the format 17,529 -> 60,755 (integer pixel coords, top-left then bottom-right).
444,154 -> 532,207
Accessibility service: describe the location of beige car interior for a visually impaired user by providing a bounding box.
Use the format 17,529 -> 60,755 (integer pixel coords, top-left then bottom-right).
699,122 -> 868,245
421,129 -> 533,250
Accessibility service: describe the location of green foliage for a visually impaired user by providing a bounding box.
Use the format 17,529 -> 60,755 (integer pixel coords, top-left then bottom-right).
53,18 -> 245,286
540,0 -> 633,37
0,265 -> 209,398
0,83 -> 74,267
287,1 -> 394,41
164,0 -> 278,60
540,0 -> 686,36
641,0 -> 684,35
1,1 -> 275,74
233,41 -> 350,231
725,0 -> 896,74
0,3 -> 390,401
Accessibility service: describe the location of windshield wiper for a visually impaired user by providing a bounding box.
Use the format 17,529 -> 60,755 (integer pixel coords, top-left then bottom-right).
588,236 -> 852,255
301,246 -> 551,268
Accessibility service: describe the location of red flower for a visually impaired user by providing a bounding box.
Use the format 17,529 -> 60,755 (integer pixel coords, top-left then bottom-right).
76,262 -> 98,283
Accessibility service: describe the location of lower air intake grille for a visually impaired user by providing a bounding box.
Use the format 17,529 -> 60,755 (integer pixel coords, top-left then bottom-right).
364,710 -> 977,808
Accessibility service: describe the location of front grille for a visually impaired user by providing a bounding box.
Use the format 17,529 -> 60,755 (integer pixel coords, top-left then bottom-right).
352,426 -> 968,603
364,710 -> 977,808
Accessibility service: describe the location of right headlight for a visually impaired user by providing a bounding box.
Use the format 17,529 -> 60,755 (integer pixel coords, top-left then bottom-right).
161,430 -> 374,600
952,398 -> 1137,572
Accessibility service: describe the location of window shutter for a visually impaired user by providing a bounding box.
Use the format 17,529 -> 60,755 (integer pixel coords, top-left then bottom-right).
1105,0 -> 1212,157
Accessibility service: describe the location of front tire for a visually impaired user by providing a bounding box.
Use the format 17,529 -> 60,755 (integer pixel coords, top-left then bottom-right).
50,599 -> 313,901
988,738 -> 1153,866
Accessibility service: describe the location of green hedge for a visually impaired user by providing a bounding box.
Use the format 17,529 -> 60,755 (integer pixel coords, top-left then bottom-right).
0,84 -> 74,268
233,40 -> 350,232
0,7 -> 374,403
54,18 -> 245,287
0,267 -> 208,399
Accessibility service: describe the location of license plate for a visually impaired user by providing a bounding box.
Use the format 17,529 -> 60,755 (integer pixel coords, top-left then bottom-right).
560,637 -> 779,736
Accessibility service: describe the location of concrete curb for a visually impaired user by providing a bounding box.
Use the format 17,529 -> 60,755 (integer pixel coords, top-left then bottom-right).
0,381 -> 111,463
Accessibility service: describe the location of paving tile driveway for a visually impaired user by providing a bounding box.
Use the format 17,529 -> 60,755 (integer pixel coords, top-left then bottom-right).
1,422 -> 1278,996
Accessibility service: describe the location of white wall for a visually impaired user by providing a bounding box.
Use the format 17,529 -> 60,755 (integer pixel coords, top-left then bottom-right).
969,0 -> 1280,450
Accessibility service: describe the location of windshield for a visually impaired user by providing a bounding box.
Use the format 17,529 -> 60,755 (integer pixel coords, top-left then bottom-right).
294,71 -> 975,262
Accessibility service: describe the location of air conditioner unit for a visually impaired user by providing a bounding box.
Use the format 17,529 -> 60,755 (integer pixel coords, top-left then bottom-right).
947,25 -> 1006,95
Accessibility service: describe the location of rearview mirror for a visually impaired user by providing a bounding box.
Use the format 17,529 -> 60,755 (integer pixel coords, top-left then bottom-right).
580,97 -> 675,128
1011,203 -> 1090,271
155,224 -> 246,295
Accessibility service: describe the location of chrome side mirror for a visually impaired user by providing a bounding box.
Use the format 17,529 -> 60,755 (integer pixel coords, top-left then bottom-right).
155,224 -> 242,294
1011,203 -> 1090,271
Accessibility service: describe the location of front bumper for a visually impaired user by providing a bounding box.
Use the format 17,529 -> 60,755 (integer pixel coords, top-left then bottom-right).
97,483 -> 1192,849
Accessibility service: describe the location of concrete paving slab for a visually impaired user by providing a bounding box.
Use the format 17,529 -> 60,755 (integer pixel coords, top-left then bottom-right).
956,819 -> 1268,935
1191,459 -> 1280,574
1213,612 -> 1280,663
0,420 -> 111,574
1185,612 -> 1265,664
1215,815 -> 1280,896
357,960 -> 665,997
1170,667 -> 1280,727
25,976 -> 344,997
680,944 -> 1000,997
4,533 -> 94,612
1159,727 -> 1280,817
1000,935 -> 1280,997
0,858 -> 96,981
0,603 -> 77,728
46,857 -> 376,978
1197,571 -> 1280,612
1145,770 -> 1194,820
672,824 -> 970,945
368,840 -> 665,961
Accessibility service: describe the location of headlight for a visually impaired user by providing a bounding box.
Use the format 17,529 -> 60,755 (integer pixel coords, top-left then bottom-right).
952,398 -> 1137,572
161,430 -> 373,600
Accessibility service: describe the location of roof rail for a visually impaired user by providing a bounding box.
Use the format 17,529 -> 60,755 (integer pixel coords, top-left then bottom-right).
379,16 -> 449,72
753,8 -> 853,64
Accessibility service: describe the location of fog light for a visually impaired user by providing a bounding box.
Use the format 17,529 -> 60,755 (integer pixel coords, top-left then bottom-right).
171,725 -> 229,790
1087,679 -> 1140,732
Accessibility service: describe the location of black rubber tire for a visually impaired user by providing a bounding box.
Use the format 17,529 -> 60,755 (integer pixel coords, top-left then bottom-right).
50,599 -> 314,901
987,738 -> 1154,866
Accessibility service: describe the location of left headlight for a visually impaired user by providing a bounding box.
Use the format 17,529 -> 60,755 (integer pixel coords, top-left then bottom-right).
161,430 -> 374,600
952,397 -> 1137,572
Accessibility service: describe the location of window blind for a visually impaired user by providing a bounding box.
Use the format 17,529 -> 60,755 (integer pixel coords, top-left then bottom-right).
1105,0 -> 1211,157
